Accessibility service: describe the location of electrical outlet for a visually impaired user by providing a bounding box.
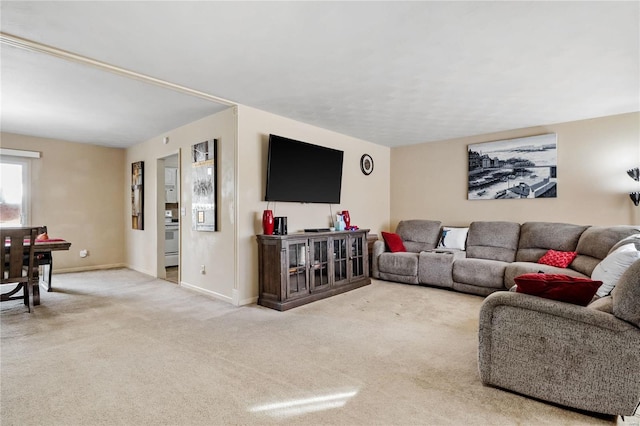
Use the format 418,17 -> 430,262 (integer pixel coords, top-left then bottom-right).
200,264 -> 206,274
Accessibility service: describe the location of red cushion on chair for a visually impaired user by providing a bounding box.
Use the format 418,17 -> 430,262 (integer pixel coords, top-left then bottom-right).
514,273 -> 602,306
537,249 -> 578,268
381,232 -> 407,253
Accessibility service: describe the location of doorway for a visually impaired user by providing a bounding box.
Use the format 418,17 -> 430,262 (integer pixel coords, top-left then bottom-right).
159,153 -> 180,284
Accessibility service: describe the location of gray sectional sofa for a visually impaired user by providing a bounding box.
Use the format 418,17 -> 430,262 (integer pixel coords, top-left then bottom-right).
372,219 -> 638,296
372,220 -> 640,416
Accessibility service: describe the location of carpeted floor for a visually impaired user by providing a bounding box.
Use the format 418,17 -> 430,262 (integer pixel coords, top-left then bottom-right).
0,269 -> 621,425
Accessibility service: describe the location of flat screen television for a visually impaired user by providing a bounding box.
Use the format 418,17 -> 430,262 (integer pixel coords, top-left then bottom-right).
265,134 -> 344,204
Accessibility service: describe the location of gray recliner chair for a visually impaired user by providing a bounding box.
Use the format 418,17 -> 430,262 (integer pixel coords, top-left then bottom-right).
478,258 -> 640,416
372,220 -> 442,284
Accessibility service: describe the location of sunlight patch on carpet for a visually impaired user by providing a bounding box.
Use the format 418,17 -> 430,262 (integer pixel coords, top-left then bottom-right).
249,389 -> 359,418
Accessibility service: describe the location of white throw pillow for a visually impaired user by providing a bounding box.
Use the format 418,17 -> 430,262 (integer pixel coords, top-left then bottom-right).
437,227 -> 469,250
592,244 -> 640,297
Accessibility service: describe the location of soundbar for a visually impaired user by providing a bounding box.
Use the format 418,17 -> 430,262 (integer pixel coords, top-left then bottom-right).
304,228 -> 331,232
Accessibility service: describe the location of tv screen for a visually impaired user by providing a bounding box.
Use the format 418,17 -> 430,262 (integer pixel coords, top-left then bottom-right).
265,134 -> 344,204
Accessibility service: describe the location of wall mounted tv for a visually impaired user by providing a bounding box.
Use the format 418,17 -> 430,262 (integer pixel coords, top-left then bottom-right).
265,134 -> 344,204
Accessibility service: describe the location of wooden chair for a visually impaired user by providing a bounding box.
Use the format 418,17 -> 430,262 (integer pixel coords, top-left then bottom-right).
36,226 -> 54,291
1,227 -> 38,312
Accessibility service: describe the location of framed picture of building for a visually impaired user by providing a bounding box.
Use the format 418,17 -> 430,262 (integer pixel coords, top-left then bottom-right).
468,134 -> 557,200
191,139 -> 218,231
131,161 -> 144,229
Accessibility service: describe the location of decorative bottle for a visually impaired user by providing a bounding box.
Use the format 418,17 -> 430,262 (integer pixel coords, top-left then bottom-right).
341,211 -> 350,229
262,210 -> 274,235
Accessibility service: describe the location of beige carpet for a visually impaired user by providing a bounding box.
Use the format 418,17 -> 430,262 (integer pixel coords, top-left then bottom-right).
0,269 -> 620,425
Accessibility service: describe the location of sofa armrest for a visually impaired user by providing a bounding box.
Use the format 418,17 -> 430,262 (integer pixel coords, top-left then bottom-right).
480,291 -> 636,333
371,240 -> 387,278
478,291 -> 640,415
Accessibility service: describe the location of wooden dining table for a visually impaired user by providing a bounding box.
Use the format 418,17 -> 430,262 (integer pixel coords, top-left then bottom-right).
2,238 -> 71,306
32,239 -> 71,304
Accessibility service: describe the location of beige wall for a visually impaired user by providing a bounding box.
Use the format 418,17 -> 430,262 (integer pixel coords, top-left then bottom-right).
8,109 -> 635,307
124,107 -> 237,302
236,105 -> 391,304
391,112 -> 640,229
0,132 -> 125,271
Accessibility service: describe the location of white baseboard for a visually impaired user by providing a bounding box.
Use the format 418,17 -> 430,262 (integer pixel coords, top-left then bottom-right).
54,263 -> 127,274
231,288 -> 258,306
239,295 -> 258,306
180,281 -> 233,304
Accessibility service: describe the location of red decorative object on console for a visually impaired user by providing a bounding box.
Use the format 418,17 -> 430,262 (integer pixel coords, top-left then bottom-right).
341,211 -> 350,228
262,210 -> 274,235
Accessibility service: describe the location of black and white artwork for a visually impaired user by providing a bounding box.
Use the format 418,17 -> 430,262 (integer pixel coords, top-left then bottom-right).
191,139 -> 218,231
131,161 -> 144,230
468,134 -> 557,200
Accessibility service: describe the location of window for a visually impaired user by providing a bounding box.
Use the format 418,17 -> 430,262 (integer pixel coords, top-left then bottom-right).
0,157 -> 30,226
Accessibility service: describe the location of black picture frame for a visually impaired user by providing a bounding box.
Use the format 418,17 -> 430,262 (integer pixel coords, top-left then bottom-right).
131,161 -> 144,230
467,133 -> 557,200
191,139 -> 218,231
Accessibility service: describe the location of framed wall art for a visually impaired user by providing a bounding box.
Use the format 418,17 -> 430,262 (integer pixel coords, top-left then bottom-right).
468,134 -> 557,200
131,161 -> 144,230
191,139 -> 218,231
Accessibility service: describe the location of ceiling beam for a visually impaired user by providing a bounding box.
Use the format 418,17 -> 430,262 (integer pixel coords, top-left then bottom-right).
0,32 -> 236,107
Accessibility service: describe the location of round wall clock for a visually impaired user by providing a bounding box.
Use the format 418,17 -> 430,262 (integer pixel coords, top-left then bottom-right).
360,154 -> 374,175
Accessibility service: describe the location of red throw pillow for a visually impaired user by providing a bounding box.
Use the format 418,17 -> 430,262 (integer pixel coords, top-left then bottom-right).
537,249 -> 578,268
381,232 -> 406,253
514,273 -> 602,306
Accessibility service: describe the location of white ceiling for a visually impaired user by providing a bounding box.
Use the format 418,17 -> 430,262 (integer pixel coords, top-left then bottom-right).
1,1 -> 638,148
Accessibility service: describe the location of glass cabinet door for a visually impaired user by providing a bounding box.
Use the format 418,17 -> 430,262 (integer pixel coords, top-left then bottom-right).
310,238 -> 330,292
286,240 -> 309,299
350,234 -> 366,280
333,236 -> 349,285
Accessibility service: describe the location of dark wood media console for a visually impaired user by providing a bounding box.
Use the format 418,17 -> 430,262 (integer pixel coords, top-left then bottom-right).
257,229 -> 371,311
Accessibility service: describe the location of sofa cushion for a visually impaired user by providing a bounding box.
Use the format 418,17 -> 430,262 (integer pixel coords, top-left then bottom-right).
608,233 -> 640,254
453,258 -> 508,289
378,271 -> 419,285
587,295 -> 613,314
418,250 -> 463,288
395,220 -> 442,253
572,226 -> 640,276
570,256 -> 605,280
514,273 -> 602,306
612,258 -> 640,327
537,249 -> 578,268
465,221 -> 520,262
516,222 -> 588,263
577,226 -> 640,260
592,244 -> 640,297
504,262 -> 589,288
378,252 -> 419,276
381,232 -> 406,253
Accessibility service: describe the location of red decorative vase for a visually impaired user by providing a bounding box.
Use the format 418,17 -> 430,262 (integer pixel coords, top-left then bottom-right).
341,210 -> 350,229
262,210 -> 274,235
